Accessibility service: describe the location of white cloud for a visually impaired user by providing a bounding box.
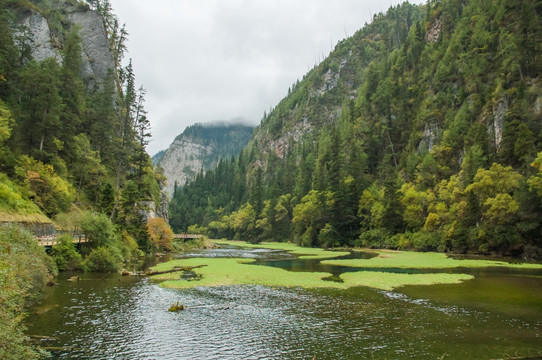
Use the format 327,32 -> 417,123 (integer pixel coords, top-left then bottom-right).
108,0 -> 424,155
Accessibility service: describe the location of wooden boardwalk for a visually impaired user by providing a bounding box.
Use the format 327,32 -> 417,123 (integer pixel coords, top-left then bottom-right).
37,233 -> 200,246
36,235 -> 89,247
173,233 -> 203,240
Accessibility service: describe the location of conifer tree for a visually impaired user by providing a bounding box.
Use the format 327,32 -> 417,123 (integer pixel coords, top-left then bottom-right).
59,29 -> 85,147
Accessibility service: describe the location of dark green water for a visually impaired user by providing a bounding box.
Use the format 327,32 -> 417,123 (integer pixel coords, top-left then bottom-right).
26,247 -> 542,359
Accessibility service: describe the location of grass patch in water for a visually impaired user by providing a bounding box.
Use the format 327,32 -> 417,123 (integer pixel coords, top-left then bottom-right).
340,271 -> 474,291
211,240 -> 349,259
150,257 -> 474,291
151,258 -> 335,289
321,250 -> 542,269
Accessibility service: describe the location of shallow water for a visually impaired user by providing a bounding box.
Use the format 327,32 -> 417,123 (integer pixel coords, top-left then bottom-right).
26,246 -> 542,359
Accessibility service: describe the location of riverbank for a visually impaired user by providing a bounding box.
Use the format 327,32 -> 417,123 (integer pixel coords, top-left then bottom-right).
171,237 -> 217,253
212,239 -> 350,259
147,240 -> 542,291
25,240 -> 542,359
321,249 -> 542,269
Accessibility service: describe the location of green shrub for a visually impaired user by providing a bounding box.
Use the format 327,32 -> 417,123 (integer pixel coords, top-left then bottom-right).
523,244 -> 542,260
0,224 -> 56,360
0,224 -> 57,297
0,173 -> 41,214
393,232 -> 412,250
187,224 -> 207,235
81,211 -> 119,248
409,231 -> 440,251
318,223 -> 339,249
357,228 -> 392,248
79,212 -> 143,271
51,234 -> 82,271
119,230 -> 144,260
83,246 -> 122,272
15,156 -> 75,216
55,211 -> 84,233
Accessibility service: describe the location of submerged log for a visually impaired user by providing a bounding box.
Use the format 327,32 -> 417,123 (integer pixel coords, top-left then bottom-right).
34,304 -> 59,315
28,335 -> 58,342
145,264 -> 207,276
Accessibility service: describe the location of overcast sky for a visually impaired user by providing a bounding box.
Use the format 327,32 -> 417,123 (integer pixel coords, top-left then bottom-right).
108,0 -> 425,156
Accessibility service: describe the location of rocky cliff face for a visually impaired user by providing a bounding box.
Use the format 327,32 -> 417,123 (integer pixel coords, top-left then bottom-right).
159,136 -> 213,198
157,123 -> 254,198
17,3 -> 114,86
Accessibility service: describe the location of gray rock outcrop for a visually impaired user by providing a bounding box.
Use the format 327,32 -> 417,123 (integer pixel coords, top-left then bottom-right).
17,5 -> 114,86
159,137 -> 213,199
156,122 -> 254,199
67,9 -> 115,84
19,12 -> 62,64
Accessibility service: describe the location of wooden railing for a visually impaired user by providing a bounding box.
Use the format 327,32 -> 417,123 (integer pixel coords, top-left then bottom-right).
173,233 -> 203,240
36,235 -> 89,247
37,233 -> 201,246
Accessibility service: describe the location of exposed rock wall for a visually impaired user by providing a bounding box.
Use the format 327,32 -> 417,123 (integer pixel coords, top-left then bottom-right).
17,6 -> 114,85
1,222 -> 56,236
425,17 -> 442,43
268,118 -> 312,159
19,12 -> 62,63
66,9 -> 115,84
159,137 -> 213,199
157,123 -> 254,199
491,98 -> 508,150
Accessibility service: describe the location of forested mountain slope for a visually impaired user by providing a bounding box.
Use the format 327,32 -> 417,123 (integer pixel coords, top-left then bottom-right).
156,122 -> 254,199
0,0 -> 164,248
170,0 -> 542,258
0,0 -> 169,356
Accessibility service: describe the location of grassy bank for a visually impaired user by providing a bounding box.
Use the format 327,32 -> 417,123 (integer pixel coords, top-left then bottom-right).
212,239 -> 350,259
321,250 -> 542,269
172,238 -> 217,252
0,212 -> 51,223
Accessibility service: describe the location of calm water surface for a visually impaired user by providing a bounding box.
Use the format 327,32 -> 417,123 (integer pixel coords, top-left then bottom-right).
26,246 -> 542,359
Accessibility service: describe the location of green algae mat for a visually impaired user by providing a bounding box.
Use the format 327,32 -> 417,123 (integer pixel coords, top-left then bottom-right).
149,241 -> 542,291
151,257 -> 474,291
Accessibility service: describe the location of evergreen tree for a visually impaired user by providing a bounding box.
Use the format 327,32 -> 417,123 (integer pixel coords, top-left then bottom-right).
59,29 -> 85,147
132,86 -> 151,193
15,59 -> 63,164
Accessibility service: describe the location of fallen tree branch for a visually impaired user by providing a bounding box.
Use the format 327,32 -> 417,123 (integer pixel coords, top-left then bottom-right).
145,264 -> 207,276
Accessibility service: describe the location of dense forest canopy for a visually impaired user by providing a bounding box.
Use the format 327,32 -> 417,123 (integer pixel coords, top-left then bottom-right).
0,0 -> 163,246
170,0 -> 542,258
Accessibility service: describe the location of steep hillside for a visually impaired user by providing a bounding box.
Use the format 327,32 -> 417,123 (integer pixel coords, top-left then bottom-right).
251,3 -> 424,161
151,150 -> 165,166
157,122 -> 254,198
0,0 -> 163,249
170,0 -> 542,258
0,0 -> 170,356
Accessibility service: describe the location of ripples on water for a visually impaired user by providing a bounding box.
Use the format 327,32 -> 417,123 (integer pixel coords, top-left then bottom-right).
26,247 -> 542,359
174,247 -> 295,260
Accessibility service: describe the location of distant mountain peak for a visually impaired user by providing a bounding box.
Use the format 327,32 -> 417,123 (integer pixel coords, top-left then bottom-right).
157,121 -> 254,198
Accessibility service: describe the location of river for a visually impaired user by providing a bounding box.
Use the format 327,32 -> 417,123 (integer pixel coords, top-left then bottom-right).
26,246 -> 542,359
